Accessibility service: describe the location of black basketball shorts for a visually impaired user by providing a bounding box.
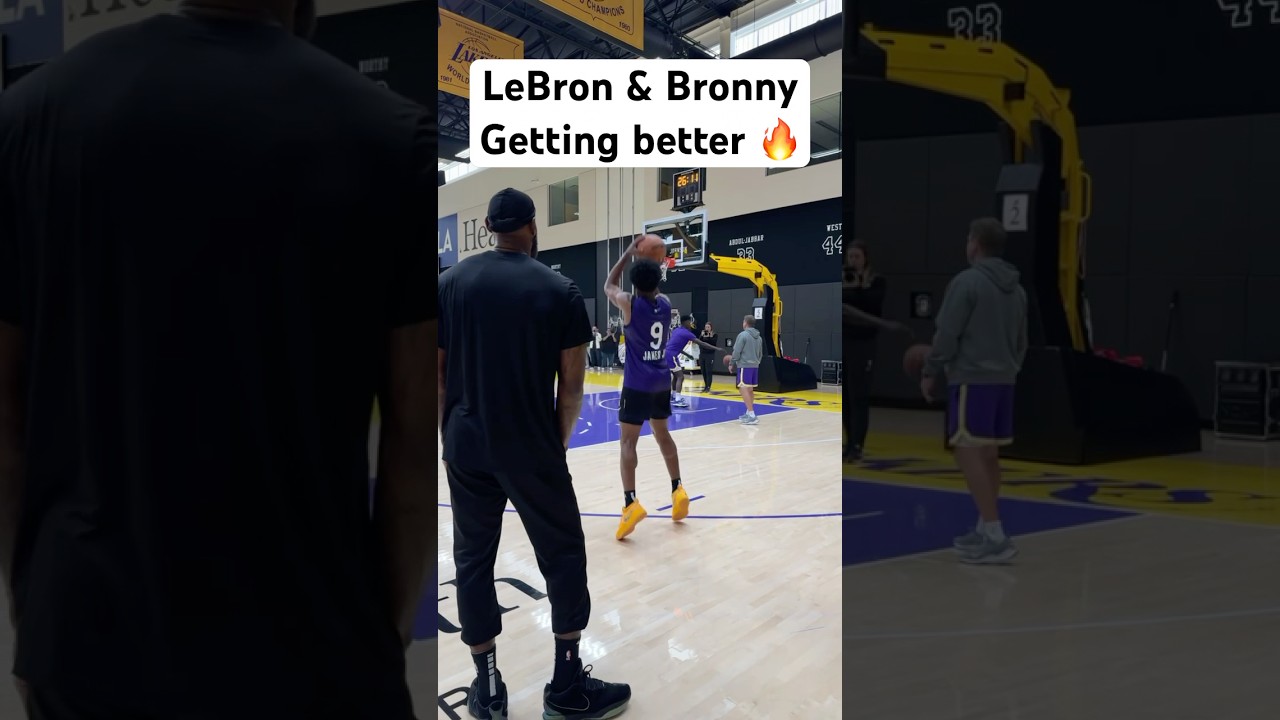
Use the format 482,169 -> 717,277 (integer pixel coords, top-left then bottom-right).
618,386 -> 673,425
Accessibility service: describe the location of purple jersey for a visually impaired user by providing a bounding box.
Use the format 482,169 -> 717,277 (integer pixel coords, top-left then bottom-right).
623,293 -> 673,393
666,326 -> 697,367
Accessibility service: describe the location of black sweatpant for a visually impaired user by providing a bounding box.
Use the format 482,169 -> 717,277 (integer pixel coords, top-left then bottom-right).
446,462 -> 591,645
844,339 -> 876,451
700,356 -> 715,389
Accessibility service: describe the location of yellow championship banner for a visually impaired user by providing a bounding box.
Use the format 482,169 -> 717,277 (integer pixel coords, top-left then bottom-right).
438,8 -> 524,99
535,0 -> 644,51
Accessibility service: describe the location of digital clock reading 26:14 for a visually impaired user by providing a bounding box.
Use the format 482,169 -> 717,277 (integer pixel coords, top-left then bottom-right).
672,168 -> 704,211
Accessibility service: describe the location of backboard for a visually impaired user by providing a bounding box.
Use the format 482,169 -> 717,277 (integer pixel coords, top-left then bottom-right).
643,210 -> 708,269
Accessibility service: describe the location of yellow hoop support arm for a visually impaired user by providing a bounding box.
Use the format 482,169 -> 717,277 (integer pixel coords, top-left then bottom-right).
857,26 -> 1090,351
707,254 -> 783,357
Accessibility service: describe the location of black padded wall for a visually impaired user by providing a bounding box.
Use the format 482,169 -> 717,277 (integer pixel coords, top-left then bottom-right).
853,115 -> 1280,418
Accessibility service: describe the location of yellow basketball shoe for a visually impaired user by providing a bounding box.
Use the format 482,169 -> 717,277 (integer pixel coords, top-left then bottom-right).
671,485 -> 690,522
616,500 -> 648,540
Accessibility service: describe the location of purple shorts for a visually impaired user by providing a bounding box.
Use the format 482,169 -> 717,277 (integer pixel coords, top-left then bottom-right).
737,367 -> 759,387
947,383 -> 1015,447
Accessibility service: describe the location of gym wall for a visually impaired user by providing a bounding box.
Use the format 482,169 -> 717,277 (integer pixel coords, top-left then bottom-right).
856,123 -> 1280,417
533,198 -> 843,380
851,0 -> 1280,419
853,0 -> 1280,136
312,0 -> 430,106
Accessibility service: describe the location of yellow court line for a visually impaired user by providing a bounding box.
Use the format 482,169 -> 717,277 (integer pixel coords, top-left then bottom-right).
848,432 -> 1280,528
585,368 -> 841,413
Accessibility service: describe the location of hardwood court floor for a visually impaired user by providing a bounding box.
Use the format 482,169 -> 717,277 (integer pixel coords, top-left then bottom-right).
437,371 -> 843,719
845,408 -> 1280,720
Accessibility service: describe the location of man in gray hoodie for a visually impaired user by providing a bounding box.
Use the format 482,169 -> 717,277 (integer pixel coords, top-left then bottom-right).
727,315 -> 765,425
921,217 -> 1028,564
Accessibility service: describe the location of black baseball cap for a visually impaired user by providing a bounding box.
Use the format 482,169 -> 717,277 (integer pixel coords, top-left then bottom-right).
486,188 -> 536,233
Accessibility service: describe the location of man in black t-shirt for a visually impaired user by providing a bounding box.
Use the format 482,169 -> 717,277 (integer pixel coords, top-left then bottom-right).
439,188 -> 631,720
0,2 -> 433,718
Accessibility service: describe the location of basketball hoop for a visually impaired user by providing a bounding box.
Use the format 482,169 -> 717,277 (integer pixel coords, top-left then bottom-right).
660,257 -> 676,282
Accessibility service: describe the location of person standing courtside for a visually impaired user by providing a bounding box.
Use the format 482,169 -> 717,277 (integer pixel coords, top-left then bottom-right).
921,218 -> 1028,564
439,188 -> 631,720
590,326 -> 603,368
668,315 -> 720,408
605,239 -> 692,541
599,324 -> 619,370
698,322 -> 719,392
0,2 -> 434,718
841,240 -> 908,462
726,316 -> 765,425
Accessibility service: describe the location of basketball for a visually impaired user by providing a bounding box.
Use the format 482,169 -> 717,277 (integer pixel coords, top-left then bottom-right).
903,344 -> 931,379
635,234 -> 667,264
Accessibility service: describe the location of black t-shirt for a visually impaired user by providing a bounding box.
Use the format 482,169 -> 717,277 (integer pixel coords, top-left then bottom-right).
699,332 -> 719,357
844,275 -> 887,343
0,15 -> 431,717
439,251 -> 592,473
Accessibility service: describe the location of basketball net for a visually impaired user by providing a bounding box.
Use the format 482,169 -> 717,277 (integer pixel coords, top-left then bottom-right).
660,257 -> 676,282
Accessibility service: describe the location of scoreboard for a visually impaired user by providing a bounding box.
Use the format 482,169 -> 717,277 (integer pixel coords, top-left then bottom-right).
854,0 -> 1280,137
672,168 -> 705,211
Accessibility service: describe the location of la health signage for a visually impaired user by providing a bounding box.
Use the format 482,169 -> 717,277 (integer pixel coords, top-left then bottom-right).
469,59 -> 811,168
438,214 -> 459,269
1,0 -> 63,66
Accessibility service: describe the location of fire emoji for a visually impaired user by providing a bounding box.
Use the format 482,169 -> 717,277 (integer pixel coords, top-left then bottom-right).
763,118 -> 798,161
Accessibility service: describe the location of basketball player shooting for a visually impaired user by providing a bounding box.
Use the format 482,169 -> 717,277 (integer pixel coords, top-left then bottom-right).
604,235 -> 691,541
668,314 -> 720,408
920,218 -> 1028,564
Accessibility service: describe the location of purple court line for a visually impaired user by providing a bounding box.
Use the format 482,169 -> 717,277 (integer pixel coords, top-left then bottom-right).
437,502 -> 839,520
656,494 -> 706,511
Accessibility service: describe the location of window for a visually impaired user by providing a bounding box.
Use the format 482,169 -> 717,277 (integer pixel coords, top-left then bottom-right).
549,176 -> 579,226
729,0 -> 841,57
438,159 -> 484,185
766,92 -> 842,176
657,168 -> 684,202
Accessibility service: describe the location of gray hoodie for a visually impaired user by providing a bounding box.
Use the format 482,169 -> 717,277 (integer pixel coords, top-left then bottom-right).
732,327 -> 764,368
923,257 -> 1028,385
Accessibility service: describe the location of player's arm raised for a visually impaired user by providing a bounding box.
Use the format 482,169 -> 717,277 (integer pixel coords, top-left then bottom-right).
603,237 -> 639,325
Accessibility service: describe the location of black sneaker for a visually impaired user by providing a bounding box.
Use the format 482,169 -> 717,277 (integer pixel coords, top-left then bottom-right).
468,671 -> 509,719
542,663 -> 631,720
